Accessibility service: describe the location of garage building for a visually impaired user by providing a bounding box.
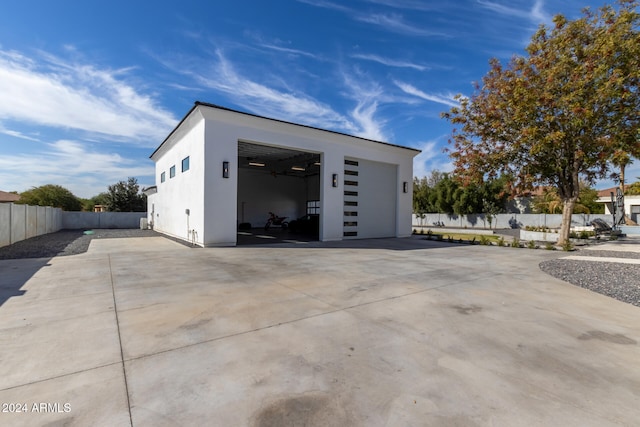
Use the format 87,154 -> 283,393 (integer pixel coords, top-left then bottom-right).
146,102 -> 420,247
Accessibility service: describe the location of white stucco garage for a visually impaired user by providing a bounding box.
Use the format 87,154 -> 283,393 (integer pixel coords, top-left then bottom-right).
146,102 -> 420,247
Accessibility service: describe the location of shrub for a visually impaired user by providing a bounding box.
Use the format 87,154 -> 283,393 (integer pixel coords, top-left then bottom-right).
510,238 -> 521,248
562,240 -> 574,251
527,240 -> 537,249
479,235 -> 490,245
413,229 -> 417,234
579,230 -> 593,239
497,236 -> 505,247
544,242 -> 556,250
569,231 -> 578,239
419,228 -> 424,235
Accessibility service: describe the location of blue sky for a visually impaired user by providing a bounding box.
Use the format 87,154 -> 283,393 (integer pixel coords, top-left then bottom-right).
0,0 -> 633,198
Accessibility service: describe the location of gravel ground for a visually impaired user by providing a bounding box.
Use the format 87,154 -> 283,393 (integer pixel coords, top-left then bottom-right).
0,229 -> 160,260
540,248 -> 640,308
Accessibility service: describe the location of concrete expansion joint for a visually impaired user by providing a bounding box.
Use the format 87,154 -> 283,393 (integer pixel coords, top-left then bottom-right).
0,361 -> 123,393
108,254 -> 134,427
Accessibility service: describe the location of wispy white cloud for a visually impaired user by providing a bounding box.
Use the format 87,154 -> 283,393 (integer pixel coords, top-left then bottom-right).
183,49 -> 358,133
0,140 -> 153,197
394,81 -> 458,108
297,0 -> 448,38
351,53 -> 429,71
0,124 -> 40,141
259,44 -> 321,59
294,0 -> 351,13
340,69 -> 388,141
477,0 -> 551,24
0,49 -> 177,145
356,12 -> 447,37
363,0 -> 443,11
412,138 -> 453,178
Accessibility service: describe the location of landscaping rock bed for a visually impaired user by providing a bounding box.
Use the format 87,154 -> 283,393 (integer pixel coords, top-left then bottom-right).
540,249 -> 640,308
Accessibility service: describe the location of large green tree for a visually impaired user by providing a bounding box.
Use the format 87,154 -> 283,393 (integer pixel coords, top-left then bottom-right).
17,184 -> 83,211
106,177 -> 146,212
443,1 -> 640,244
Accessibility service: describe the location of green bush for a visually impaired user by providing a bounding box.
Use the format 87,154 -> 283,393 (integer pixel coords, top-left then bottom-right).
527,240 -> 537,249
544,242 -> 556,250
562,240 -> 574,251
510,238 -> 521,248
497,237 -> 506,247
479,235 -> 490,245
579,230 -> 593,239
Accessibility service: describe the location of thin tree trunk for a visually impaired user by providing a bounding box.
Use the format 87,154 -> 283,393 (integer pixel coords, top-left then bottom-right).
558,197 -> 577,245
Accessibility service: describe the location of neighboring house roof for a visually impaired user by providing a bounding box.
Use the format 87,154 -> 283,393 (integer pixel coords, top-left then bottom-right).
597,186 -> 629,198
150,101 -> 422,159
0,190 -> 20,203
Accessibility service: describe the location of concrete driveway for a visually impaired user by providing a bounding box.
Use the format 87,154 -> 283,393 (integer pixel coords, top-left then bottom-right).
0,236 -> 639,426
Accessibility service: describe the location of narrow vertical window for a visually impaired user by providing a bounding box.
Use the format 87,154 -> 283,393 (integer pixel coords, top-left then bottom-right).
182,156 -> 190,172
160,172 -> 166,183
170,165 -> 176,178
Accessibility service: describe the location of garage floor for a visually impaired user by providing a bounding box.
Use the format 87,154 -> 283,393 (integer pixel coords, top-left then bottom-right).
237,227 -> 318,245
0,236 -> 639,426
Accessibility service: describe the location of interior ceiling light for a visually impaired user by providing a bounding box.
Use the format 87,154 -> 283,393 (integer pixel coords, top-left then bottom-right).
291,166 -> 306,171
249,162 -> 265,167
314,162 -> 321,166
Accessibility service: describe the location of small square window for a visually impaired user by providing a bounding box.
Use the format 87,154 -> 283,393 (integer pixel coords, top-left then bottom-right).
182,156 -> 190,172
170,165 -> 176,178
160,172 -> 166,183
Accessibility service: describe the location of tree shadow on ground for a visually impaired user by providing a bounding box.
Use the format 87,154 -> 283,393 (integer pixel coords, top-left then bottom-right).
0,230 -> 90,308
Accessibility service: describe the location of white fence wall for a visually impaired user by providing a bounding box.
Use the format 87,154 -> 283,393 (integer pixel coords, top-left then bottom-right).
1,203 -> 147,249
412,212 -> 613,229
0,203 -> 63,248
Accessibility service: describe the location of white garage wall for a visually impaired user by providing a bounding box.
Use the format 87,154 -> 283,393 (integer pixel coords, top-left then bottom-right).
151,112 -> 206,245
238,168 -> 312,227
151,104 -> 417,246
348,158 -> 397,239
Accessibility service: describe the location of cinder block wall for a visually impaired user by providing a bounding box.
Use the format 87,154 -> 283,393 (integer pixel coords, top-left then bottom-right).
61,212 -> 146,229
0,203 -> 63,248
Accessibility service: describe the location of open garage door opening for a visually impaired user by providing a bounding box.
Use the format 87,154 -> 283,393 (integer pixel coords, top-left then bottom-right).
237,140 -> 321,245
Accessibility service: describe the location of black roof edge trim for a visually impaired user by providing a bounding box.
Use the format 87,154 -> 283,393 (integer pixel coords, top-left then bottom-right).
149,103 -> 199,159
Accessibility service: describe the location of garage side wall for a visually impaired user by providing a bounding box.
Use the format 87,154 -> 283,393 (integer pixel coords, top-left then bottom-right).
202,121 -> 238,246
152,116 -> 206,245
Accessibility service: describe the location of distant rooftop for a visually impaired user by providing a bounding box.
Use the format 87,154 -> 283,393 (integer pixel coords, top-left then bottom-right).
0,190 -> 20,203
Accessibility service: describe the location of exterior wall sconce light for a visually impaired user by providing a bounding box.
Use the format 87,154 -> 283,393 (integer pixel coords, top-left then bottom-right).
403,181 -> 408,193
332,173 -> 338,187
222,161 -> 229,178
